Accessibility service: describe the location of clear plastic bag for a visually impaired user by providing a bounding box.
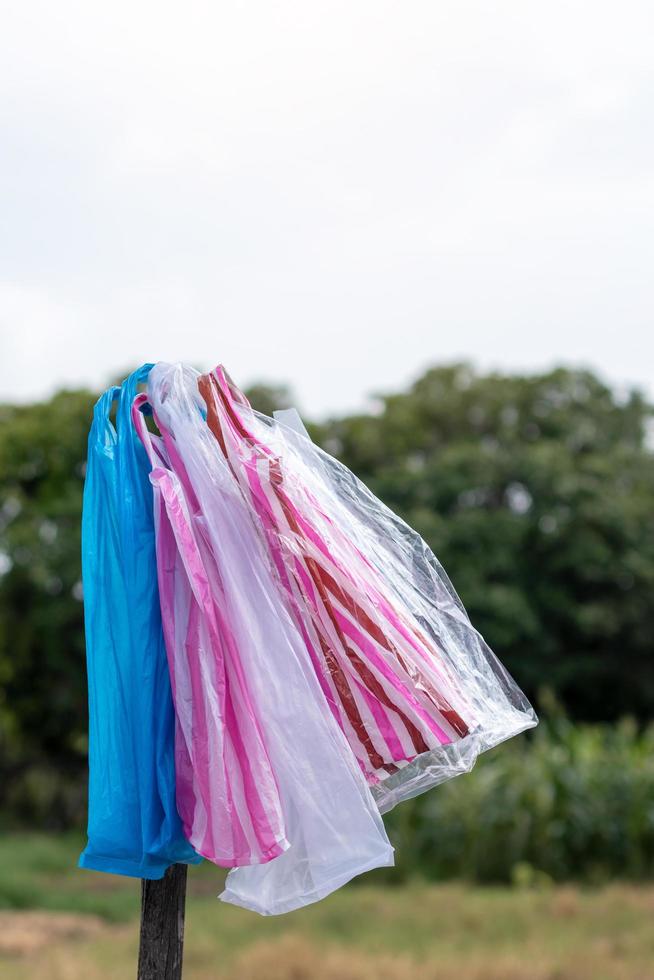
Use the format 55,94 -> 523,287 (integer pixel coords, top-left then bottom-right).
142,364 -> 394,913
196,365 -> 538,814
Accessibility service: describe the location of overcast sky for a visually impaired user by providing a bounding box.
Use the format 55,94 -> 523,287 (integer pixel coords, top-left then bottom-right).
1,2 -> 652,417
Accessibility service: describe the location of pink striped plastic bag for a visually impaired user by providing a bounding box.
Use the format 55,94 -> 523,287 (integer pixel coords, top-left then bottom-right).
195,364 -> 537,814
131,395 -> 289,868
142,369 -> 394,914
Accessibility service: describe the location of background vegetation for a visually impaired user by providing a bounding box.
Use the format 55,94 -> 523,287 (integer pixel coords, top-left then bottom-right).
0,364 -> 653,883
2,833 -> 654,979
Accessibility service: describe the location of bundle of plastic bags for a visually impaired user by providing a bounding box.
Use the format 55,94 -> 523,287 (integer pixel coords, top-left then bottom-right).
80,361 -> 537,914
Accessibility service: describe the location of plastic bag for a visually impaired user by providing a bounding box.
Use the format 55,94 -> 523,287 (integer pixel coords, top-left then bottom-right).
144,363 -> 394,914
197,364 -> 538,813
78,365 -> 200,879
131,391 -> 290,868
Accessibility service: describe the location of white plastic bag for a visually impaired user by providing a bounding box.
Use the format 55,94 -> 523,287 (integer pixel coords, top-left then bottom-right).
147,362 -> 394,914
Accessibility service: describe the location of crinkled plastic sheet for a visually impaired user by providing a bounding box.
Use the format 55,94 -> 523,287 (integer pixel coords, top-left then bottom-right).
136,360 -> 536,914
79,365 -> 200,879
193,364 -> 537,815
271,422 -> 538,812
132,392 -> 290,869
144,363 -> 394,914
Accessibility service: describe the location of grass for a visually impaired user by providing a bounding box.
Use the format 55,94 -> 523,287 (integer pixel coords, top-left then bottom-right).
1,834 -> 653,979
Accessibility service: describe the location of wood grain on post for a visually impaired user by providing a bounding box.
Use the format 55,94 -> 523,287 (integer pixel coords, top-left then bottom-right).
137,864 -> 188,980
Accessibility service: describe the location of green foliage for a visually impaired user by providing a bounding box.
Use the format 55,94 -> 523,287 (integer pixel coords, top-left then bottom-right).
2,840 -> 654,980
0,832 -> 140,921
0,389 -> 94,825
384,715 -> 654,883
0,363 -> 653,827
245,382 -> 296,417
315,364 -> 654,719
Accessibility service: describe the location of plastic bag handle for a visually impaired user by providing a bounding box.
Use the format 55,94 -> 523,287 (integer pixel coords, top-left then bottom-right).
91,363 -> 154,446
92,385 -> 121,445
131,392 -> 166,467
117,362 -> 154,433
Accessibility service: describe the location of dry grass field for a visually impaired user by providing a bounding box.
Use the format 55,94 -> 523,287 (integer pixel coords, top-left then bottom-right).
1,835 -> 653,980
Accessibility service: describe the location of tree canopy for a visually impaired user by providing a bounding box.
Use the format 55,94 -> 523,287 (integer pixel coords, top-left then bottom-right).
312,365 -> 654,720
0,364 -> 652,822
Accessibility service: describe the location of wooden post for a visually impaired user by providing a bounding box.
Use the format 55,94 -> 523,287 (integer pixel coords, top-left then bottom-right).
137,864 -> 188,980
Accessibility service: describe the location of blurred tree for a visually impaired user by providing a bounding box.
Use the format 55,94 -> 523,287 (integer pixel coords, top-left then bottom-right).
0,389 -> 94,823
0,364 -> 652,824
244,382 -> 295,416
314,364 -> 654,720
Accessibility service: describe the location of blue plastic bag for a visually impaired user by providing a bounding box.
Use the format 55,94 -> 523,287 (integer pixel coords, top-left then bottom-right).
78,364 -> 200,878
